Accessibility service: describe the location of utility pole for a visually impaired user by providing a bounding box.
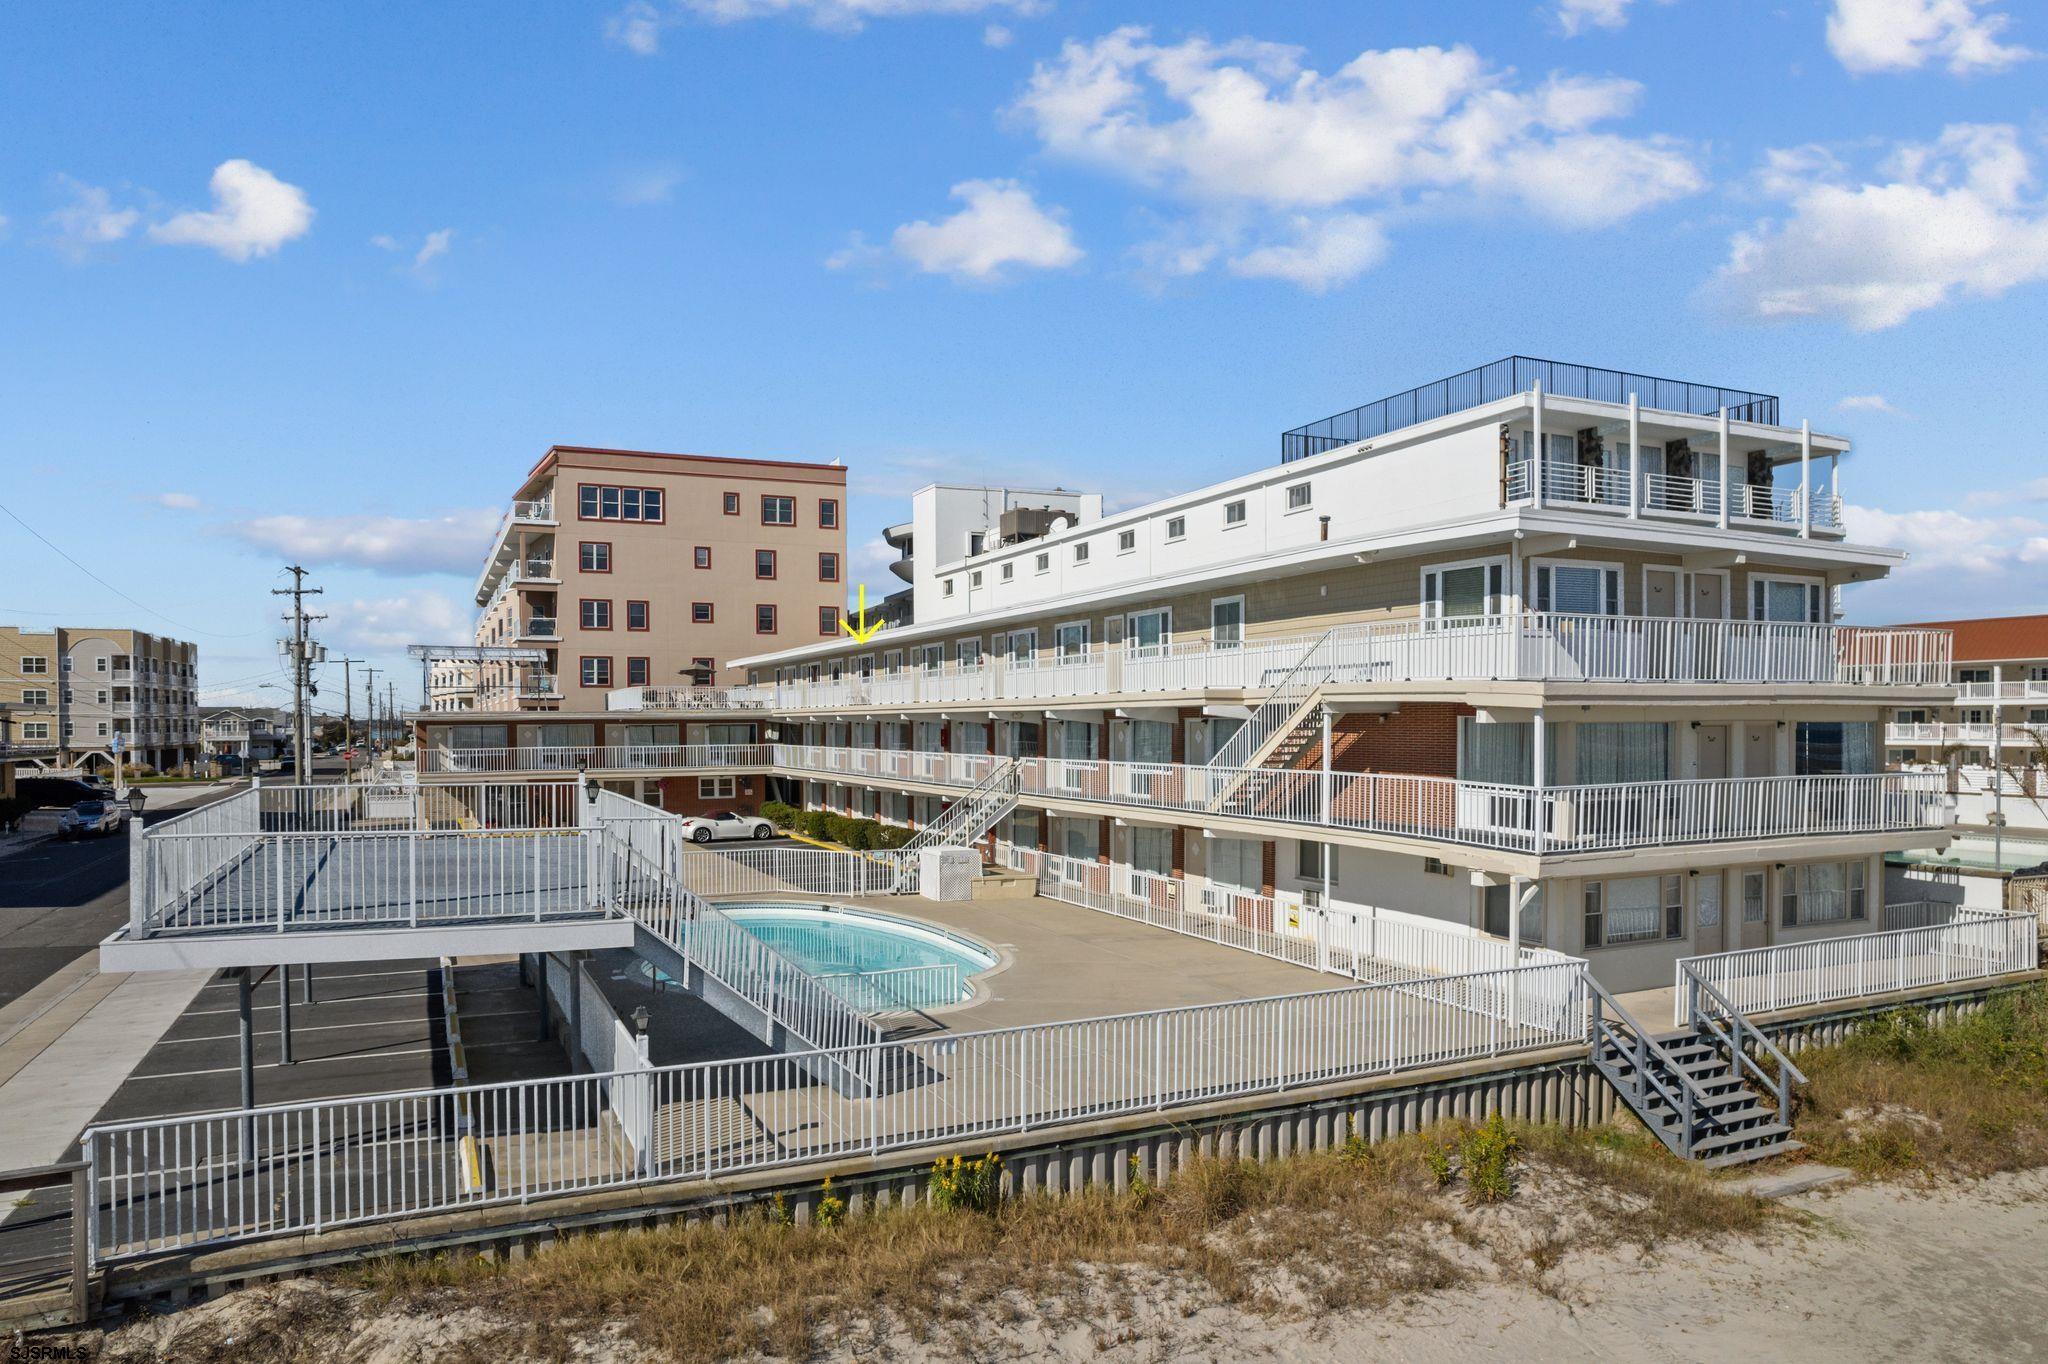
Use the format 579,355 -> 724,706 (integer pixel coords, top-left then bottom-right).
272,566 -> 325,780
361,665 -> 379,756
386,682 -> 398,756
336,657 -> 361,783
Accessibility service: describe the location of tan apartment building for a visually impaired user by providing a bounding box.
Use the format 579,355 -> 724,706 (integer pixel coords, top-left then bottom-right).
0,626 -> 200,775
470,446 -> 848,708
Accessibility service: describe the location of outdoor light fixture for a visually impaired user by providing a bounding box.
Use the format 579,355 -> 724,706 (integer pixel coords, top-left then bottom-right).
125,787 -> 147,816
632,1004 -> 650,1035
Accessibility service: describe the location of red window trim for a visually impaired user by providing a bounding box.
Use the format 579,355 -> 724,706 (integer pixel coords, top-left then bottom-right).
760,495 -> 796,527
694,545 -> 712,569
580,541 -> 612,574
626,656 -> 651,686
819,498 -> 840,530
580,598 -> 613,631
819,552 -> 840,583
755,549 -> 778,580
627,600 -> 650,631
722,492 -> 741,516
578,655 -> 613,687
755,604 -> 779,635
691,602 -> 715,624
819,606 -> 840,636
576,483 -> 668,525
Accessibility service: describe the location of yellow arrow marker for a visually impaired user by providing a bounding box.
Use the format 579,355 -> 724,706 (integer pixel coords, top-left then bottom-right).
840,583 -> 885,644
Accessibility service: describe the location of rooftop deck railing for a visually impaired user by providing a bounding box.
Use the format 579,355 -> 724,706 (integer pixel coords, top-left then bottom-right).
82,954 -> 1589,1264
1505,463 -> 1845,531
730,615 -> 1949,714
779,745 -> 1952,855
1280,356 -> 1779,463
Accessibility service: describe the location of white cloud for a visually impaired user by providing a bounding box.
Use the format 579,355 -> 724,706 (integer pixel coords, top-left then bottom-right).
613,164 -> 685,206
1837,393 -> 1902,414
149,160 -> 314,262
983,22 -> 1012,47
1848,503 -> 2046,582
413,228 -> 454,274
46,176 -> 140,259
148,491 -> 203,510
332,591 -> 472,652
1005,28 -> 1701,290
1709,123 -> 2048,331
227,509 -> 500,577
606,0 -> 1043,49
1556,0 -> 1633,35
890,179 -> 1082,281
1227,213 -> 1387,291
824,230 -> 888,272
369,233 -> 401,252
1826,0 -> 2031,76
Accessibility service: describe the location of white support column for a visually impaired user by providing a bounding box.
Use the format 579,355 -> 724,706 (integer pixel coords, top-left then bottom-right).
1627,393 -> 1641,519
1508,875 -> 1526,956
1830,456 -> 1840,528
1531,381 -> 1546,510
1717,407 -> 1732,530
1993,663 -> 2007,871
1799,419 -> 1813,539
1531,711 -> 1548,856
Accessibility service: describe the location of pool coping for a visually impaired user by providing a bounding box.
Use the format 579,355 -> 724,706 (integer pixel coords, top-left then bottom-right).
708,897 -> 1015,1017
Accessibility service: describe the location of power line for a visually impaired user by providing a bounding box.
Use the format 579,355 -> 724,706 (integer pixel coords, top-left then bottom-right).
0,497 -> 264,639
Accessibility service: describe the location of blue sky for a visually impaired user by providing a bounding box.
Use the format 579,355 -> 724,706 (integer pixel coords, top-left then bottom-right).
2,0 -> 2044,706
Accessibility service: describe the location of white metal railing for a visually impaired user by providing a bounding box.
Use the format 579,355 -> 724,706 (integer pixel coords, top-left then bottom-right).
1958,679 -> 2048,703
1208,630 -> 1334,770
517,558 -> 556,580
607,686 -> 771,711
417,743 -> 775,776
523,617 -> 559,639
894,760 -> 1019,878
1886,722 -> 2046,747
82,955 -> 1589,1263
813,963 -> 966,1012
727,615 -> 1950,714
510,497 -> 553,523
674,845 -> 910,899
781,746 -> 1951,855
1640,472 -> 1719,516
1674,909 -> 2038,1026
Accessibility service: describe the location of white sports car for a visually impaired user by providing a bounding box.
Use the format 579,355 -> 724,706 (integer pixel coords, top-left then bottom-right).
678,809 -> 776,843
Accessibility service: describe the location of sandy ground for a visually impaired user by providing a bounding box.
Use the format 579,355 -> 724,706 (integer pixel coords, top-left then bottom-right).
86,1168 -> 2048,1364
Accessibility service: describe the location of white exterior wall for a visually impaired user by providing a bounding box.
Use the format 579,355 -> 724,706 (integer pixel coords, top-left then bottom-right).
911,486 -> 1101,620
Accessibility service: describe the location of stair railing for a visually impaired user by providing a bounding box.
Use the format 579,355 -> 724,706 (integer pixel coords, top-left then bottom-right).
1584,973 -> 1716,1160
1208,630 -> 1338,771
890,758 -> 1019,891
1679,963 -> 1808,1130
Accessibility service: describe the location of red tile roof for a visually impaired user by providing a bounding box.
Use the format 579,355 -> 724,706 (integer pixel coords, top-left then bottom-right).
1892,613 -> 2048,662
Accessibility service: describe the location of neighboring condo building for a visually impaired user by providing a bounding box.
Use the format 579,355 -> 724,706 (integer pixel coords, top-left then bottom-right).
0,625 -> 199,774
468,446 -> 849,707
412,358 -> 1958,990
1882,612 -> 2048,834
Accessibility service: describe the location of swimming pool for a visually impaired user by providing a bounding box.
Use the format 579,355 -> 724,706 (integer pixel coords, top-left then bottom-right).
1890,834 -> 2048,873
721,901 -> 998,1010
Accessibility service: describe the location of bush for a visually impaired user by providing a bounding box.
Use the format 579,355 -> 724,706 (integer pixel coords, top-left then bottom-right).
1460,1114 -> 1520,1204
929,1152 -> 1003,1214
871,824 -> 914,851
796,810 -> 829,839
760,800 -> 797,830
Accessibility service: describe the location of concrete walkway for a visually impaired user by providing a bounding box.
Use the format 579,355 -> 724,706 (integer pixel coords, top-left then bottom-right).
0,953 -> 210,1175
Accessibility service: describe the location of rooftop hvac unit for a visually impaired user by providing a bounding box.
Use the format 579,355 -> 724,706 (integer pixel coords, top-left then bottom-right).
996,506 -> 1076,546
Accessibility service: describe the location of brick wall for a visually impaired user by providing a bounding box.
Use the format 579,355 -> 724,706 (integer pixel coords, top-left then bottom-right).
656,773 -> 764,818
1290,702 -> 1473,779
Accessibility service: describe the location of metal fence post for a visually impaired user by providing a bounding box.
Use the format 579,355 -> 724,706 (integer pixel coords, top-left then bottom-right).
408,828 -> 420,928
127,815 -> 149,938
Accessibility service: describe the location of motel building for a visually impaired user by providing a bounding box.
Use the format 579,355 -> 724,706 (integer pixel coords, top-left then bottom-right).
408,357 -> 1962,997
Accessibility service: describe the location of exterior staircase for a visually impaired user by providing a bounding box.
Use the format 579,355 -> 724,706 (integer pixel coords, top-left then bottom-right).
890,758 -> 1020,892
1586,974 -> 1806,1167
1203,633 -> 1339,814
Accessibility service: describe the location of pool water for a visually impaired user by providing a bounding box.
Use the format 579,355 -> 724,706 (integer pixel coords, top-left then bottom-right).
1890,835 -> 2048,873
722,902 -> 997,1006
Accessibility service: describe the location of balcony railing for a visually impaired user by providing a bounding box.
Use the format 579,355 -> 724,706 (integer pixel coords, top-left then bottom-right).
510,497 -> 553,524
522,617 -> 559,639
1887,722 -> 2047,747
418,742 -> 775,775
1506,462 -> 1843,530
728,615 -> 1950,714
1957,679 -> 2048,703
516,558 -> 557,581
774,744 -> 1951,856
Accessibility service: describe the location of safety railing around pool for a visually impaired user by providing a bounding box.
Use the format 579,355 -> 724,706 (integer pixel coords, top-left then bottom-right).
1674,909 -> 2039,1026
82,956 -> 1590,1264
814,963 -> 967,1012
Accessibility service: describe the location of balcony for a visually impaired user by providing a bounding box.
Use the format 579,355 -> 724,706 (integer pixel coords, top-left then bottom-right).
515,558 -> 558,584
1957,679 -> 2048,703
418,742 -> 775,776
732,615 -> 1949,715
774,744 -> 1951,857
1505,461 -> 1844,533
1887,722 -> 2047,747
521,616 -> 560,641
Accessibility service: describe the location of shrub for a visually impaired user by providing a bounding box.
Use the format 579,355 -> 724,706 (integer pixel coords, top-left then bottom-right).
871,824 -> 914,851
796,810 -> 829,839
929,1152 -> 1004,1214
816,1177 -> 846,1230
760,800 -> 797,829
846,820 -> 880,851
1460,1114 -> 1520,1204
825,814 -> 860,847
1421,1140 -> 1455,1189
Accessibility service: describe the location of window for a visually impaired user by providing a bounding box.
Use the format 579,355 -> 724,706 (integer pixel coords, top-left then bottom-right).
1118,529 -> 1136,553
620,657 -> 647,687
755,549 -> 777,579
21,722 -> 48,741
819,552 -> 840,582
691,602 -> 714,624
1131,825 -> 1173,877
1074,542 -> 1091,563
692,657 -> 716,683
958,638 -> 983,668
1794,721 -> 1878,775
1752,575 -> 1825,623
19,656 -> 47,675
1165,516 -> 1186,540
699,776 -> 737,799
1573,723 -> 1670,784
694,546 -> 711,569
1782,861 -> 1867,927
580,599 -> 612,630
626,600 -> 649,631
577,484 -> 664,521
1000,562 -> 1013,581
1211,596 -> 1244,648
579,542 -> 611,573
755,604 -> 777,633
21,688 -> 48,706
1743,870 -> 1767,923
967,530 -> 986,557
1126,607 -> 1170,655
943,579 -> 955,597
1221,499 -> 1250,527
761,495 -> 795,526
1035,552 -> 1050,573
819,498 -> 839,529
1298,841 -> 1334,881
579,657 -> 612,688
820,606 -> 840,635
969,570 -> 983,588
1287,482 -> 1311,510
1421,559 -> 1507,622
1583,875 -> 1683,948
1531,561 -> 1621,616
1055,622 -> 1090,659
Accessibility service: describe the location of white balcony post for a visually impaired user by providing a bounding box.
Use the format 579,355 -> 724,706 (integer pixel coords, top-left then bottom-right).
1626,393 -> 1641,520
1530,711 -> 1548,856
1531,381 -> 1546,510
1830,456 -> 1840,528
1717,407 -> 1732,530
1993,663 -> 2006,871
1799,419 -> 1813,539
